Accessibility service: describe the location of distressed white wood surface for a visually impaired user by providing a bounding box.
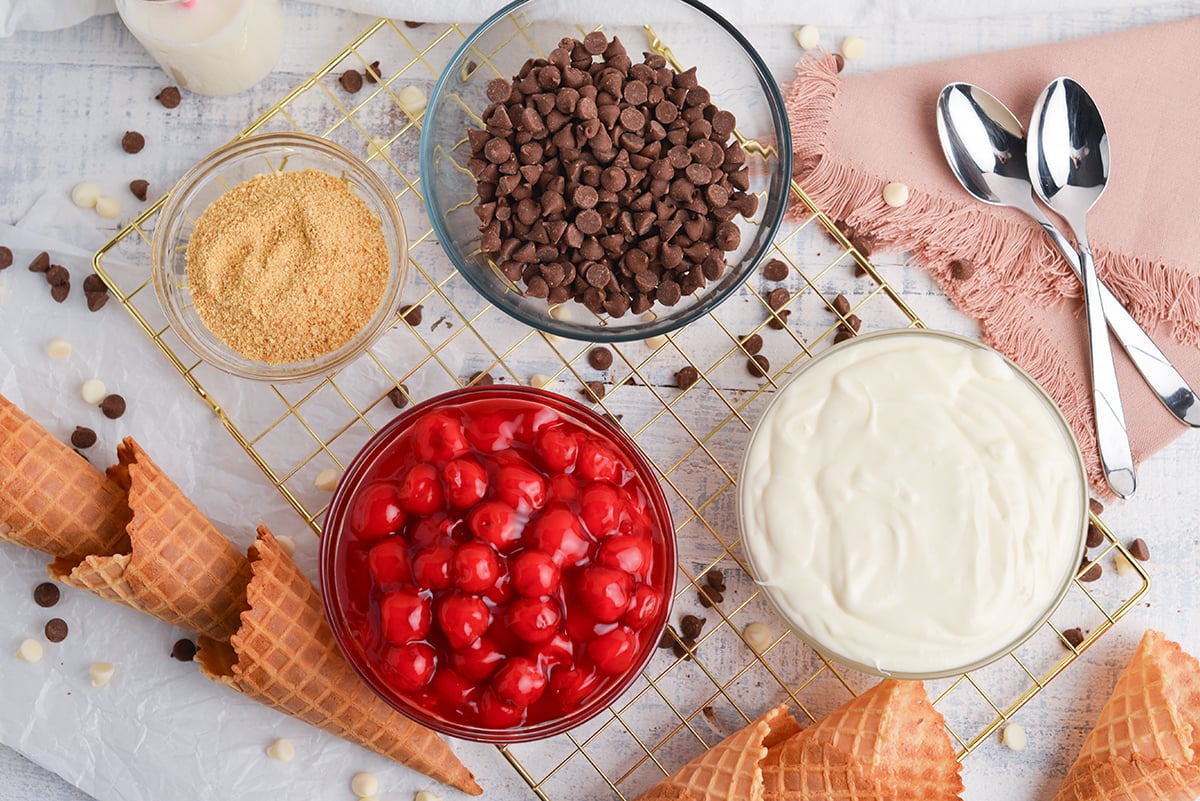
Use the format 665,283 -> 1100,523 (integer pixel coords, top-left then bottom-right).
2,2 -> 1199,800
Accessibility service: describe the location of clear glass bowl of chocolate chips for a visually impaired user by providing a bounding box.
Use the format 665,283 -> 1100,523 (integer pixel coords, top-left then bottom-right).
420,0 -> 792,342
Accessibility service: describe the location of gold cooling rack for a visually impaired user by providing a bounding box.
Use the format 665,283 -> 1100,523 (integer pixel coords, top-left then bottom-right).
94,16 -> 1150,801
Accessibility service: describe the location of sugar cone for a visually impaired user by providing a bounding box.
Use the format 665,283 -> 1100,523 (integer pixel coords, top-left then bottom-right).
1053,630 -> 1200,801
761,680 -> 962,801
196,527 -> 481,796
0,392 -> 130,560
48,438 -> 252,641
635,705 -> 797,801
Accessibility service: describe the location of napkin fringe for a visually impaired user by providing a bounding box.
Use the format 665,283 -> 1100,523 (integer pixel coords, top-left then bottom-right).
784,52 -> 1199,494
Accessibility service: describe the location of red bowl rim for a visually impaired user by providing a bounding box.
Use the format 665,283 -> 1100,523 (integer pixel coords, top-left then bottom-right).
319,384 -> 677,742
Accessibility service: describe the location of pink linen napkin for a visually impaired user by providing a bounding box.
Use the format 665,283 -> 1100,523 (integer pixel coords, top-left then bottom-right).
785,17 -> 1200,498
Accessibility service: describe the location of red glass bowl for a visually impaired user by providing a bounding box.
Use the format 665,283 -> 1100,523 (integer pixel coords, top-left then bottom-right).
320,385 -> 676,742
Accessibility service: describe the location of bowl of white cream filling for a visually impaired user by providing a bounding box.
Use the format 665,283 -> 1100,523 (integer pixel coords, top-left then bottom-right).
738,329 -> 1087,678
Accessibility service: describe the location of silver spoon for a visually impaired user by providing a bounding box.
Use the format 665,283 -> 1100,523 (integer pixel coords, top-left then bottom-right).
936,83 -> 1198,430
1027,77 -> 1135,498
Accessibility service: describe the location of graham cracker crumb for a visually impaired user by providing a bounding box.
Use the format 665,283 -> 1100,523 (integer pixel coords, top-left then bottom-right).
187,168 -> 389,363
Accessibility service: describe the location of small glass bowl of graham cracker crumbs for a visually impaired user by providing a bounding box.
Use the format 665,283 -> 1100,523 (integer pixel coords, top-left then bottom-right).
153,132 -> 408,381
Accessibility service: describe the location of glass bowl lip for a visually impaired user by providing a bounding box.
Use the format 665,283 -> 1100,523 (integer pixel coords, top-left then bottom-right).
736,328 -> 1090,680
418,0 -> 794,343
151,131 -> 409,382
318,383 -> 678,742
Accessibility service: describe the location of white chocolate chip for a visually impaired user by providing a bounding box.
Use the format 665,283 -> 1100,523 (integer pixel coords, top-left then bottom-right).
742,622 -> 773,652
1000,722 -> 1027,751
16,639 -> 44,663
274,535 -> 296,557
81,378 -> 108,405
315,468 -> 341,492
882,182 -> 910,208
95,196 -> 121,220
351,772 -> 379,798
530,373 -> 553,389
46,337 -> 73,360
397,85 -> 427,116
71,181 -> 102,209
840,36 -> 866,61
89,662 -> 115,687
367,136 -> 391,161
644,334 -> 667,349
266,738 -> 295,761
794,25 -> 820,51
1113,551 -> 1136,576
415,791 -> 442,801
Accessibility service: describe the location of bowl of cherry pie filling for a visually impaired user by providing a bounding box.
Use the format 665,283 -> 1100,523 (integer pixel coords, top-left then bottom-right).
320,385 -> 676,741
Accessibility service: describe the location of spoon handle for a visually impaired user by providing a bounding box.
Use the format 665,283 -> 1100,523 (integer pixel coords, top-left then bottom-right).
1076,237 -> 1137,497
1035,220 -> 1199,427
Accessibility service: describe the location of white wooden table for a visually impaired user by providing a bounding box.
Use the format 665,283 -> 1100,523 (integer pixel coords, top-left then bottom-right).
2,3 -> 1199,800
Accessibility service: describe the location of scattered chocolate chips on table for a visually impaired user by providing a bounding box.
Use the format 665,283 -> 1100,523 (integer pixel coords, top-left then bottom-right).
50,282 -> 71,303
675,365 -> 699,390
1062,627 -> 1085,649
44,617 -> 69,643
1078,556 -> 1102,582
747,354 -> 770,378
339,69 -> 364,93
470,33 -> 755,317
171,638 -> 198,662
121,131 -> 145,154
401,303 -> 423,326
582,380 -> 606,400
365,60 -> 383,83
100,394 -> 126,419
46,264 -> 69,287
830,293 -> 851,316
762,258 -> 789,281
70,426 -> 97,449
1085,522 -> 1104,549
403,19 -> 424,27
0,246 -> 11,270
387,385 -> 409,409
1089,497 -> 1104,516
156,86 -> 181,108
1128,538 -> 1150,562
84,273 -> 110,312
129,179 -> 150,201
33,582 -> 61,608
738,333 -> 762,355
680,613 -> 706,639
28,251 -> 50,272
587,346 -> 613,370
467,371 -> 494,387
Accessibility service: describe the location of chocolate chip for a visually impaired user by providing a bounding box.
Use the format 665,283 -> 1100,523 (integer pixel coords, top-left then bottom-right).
583,380 -> 606,400
100,394 -> 126,419
834,329 -> 854,343
830,293 -> 851,316
1078,557 -> 1102,582
50,282 -> 70,303
587,346 -> 613,370
364,60 -> 382,83
1128,538 -> 1150,562
739,334 -> 763,355
44,618 -> 68,643
171,638 -> 198,662
1085,523 -> 1104,549
950,259 -> 975,280
0,246 -> 11,270
1062,627 -> 1084,649
766,287 -> 790,311
339,69 -> 363,93
45,264 -> 69,287
680,614 -> 705,639
403,20 -> 424,27
668,366 -> 695,390
70,426 -> 97,449
155,86 -> 181,108
86,291 -> 109,312
844,314 -> 862,333
468,371 -> 494,387
129,179 -> 149,201
763,258 -> 788,281
387,385 -> 409,409
704,569 -> 725,590
657,631 -> 675,649
121,131 -> 145,154
833,54 -> 845,73
1088,498 -> 1104,516
582,31 -> 608,54
401,303 -> 423,326
747,355 -> 770,378
83,273 -> 105,293
28,251 -> 50,272
33,582 -> 60,608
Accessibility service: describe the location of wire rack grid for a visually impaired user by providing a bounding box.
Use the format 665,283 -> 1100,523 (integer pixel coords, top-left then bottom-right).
93,15 -> 1150,801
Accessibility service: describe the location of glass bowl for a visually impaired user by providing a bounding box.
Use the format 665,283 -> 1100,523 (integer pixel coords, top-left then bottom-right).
420,0 -> 792,342
738,329 -> 1088,679
152,132 -> 408,381
319,385 -> 676,742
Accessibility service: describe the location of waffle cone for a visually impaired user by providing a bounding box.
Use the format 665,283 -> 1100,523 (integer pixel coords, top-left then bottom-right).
0,393 -> 130,560
1053,630 -> 1200,801
635,705 -> 797,801
196,527 -> 481,796
48,438 -> 251,641
761,680 -> 962,801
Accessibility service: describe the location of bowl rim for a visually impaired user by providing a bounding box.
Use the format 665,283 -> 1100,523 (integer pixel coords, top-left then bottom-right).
418,0 -> 794,342
318,384 -> 678,742
151,131 -> 409,381
736,328 -> 1089,680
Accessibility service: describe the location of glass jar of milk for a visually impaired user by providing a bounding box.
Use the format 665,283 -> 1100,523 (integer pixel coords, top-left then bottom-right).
115,0 -> 285,97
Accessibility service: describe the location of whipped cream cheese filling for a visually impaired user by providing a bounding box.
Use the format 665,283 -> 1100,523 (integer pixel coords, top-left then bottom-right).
739,331 -> 1085,675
